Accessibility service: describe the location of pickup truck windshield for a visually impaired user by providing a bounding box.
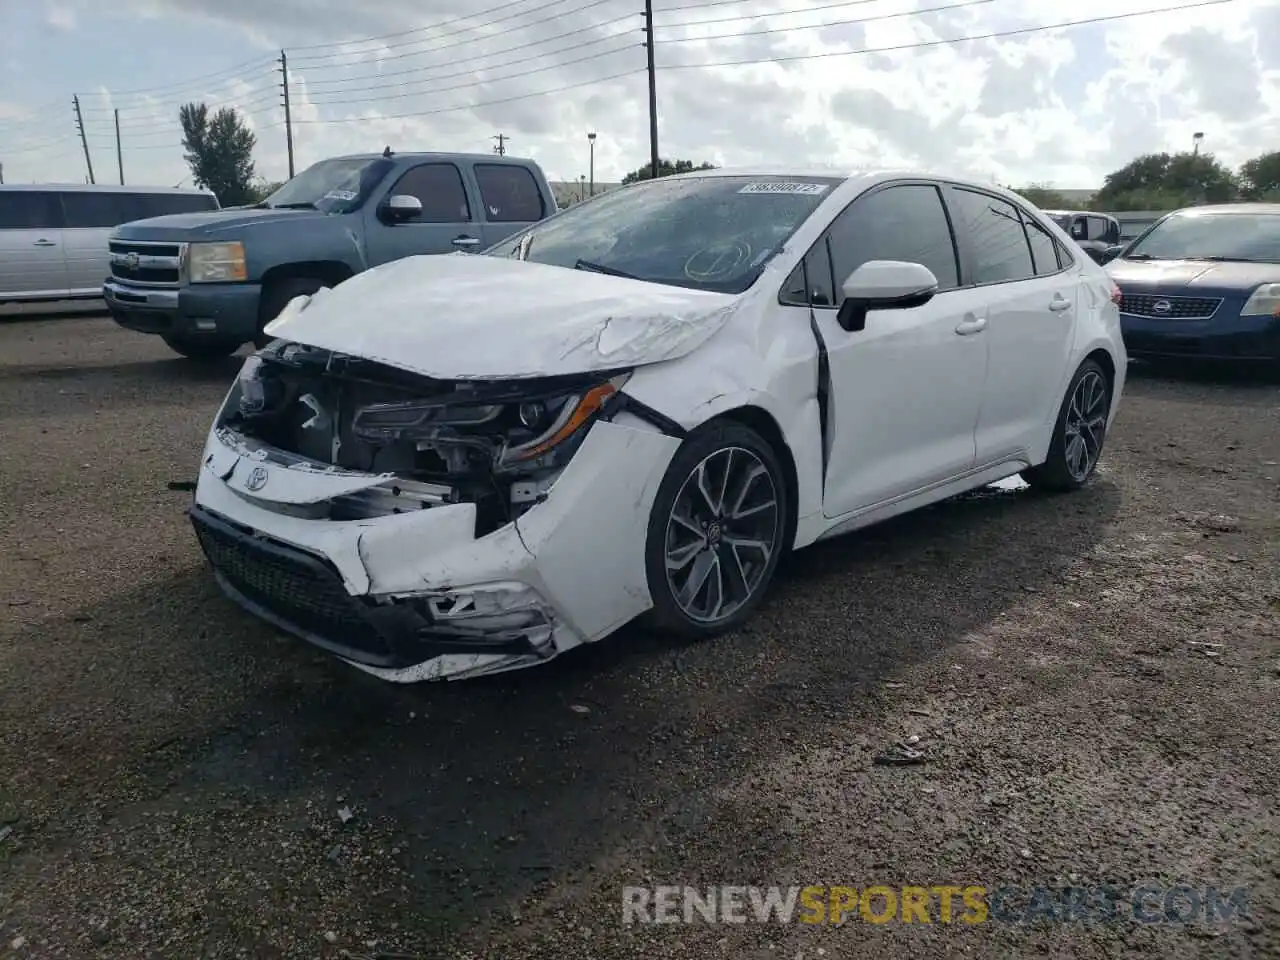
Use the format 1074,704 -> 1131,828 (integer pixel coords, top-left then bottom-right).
262,157 -> 394,215
1122,211 -> 1280,262
483,174 -> 842,294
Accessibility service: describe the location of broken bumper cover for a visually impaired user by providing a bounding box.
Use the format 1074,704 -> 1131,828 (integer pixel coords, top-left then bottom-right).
190,417 -> 681,681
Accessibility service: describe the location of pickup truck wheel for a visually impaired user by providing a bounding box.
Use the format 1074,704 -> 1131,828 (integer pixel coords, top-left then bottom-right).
161,334 -> 241,360
255,277 -> 330,347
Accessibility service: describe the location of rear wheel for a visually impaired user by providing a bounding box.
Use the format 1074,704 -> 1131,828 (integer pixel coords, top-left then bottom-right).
161,334 -> 241,360
643,420 -> 789,639
255,276 -> 331,348
1023,358 -> 1111,492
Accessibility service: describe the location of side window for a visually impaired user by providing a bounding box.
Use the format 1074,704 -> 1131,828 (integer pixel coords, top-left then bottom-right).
1020,211 -> 1061,276
474,164 -> 546,222
780,245 -> 835,306
1053,238 -> 1075,269
386,163 -> 471,223
0,191 -> 65,230
825,184 -> 960,295
61,192 -> 128,228
950,189 -> 1035,284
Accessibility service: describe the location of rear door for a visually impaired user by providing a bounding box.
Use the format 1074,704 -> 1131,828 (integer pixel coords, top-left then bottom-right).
472,162 -> 551,248
60,191 -> 129,295
945,187 -> 1080,465
0,190 -> 68,301
363,161 -> 479,264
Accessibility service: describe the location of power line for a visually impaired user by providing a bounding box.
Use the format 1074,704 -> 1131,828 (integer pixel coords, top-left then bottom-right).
85,54 -> 280,100
656,0 -> 889,29
661,0 -> 1240,69
654,0 -> 994,44
285,0 -> 547,52
288,0 -> 626,64
300,14 -> 637,91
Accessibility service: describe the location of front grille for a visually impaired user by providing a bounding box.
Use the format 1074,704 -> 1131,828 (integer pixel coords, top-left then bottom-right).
191,511 -> 391,658
1119,293 -> 1222,320
108,240 -> 183,286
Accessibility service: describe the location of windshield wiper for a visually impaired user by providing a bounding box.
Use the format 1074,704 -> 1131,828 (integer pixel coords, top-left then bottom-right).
272,201 -> 317,210
574,258 -> 636,280
1122,253 -> 1162,260
1194,255 -> 1271,263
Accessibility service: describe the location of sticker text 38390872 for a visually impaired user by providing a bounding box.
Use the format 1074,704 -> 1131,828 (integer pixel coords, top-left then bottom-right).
738,182 -> 830,196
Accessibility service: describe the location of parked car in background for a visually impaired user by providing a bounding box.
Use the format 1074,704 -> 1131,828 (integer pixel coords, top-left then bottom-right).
189,168 -> 1125,682
0,184 -> 218,304
1042,209 -> 1121,264
1107,202 -> 1280,364
103,151 -> 558,360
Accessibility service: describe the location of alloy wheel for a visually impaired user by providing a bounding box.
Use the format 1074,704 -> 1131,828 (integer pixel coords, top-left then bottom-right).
1063,369 -> 1108,482
663,446 -> 780,624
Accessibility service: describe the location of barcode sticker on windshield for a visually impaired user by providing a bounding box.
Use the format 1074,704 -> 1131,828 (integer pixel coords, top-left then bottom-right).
739,182 -> 829,195
323,189 -> 357,201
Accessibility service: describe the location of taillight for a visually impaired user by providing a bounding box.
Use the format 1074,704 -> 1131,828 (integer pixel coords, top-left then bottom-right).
1110,283 -> 1122,305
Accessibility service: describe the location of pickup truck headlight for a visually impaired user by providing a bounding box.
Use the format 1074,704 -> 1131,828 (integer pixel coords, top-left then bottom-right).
188,241 -> 247,283
1240,283 -> 1280,317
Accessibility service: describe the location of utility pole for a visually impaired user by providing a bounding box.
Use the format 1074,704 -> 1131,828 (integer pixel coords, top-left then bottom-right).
114,109 -> 124,184
587,132 -> 596,197
72,95 -> 95,184
492,133 -> 509,156
280,50 -> 295,179
0,164 -> 4,185
642,0 -> 659,180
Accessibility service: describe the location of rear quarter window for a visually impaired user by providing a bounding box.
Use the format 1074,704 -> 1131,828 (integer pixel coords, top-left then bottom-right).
474,164 -> 546,222
0,191 -> 65,230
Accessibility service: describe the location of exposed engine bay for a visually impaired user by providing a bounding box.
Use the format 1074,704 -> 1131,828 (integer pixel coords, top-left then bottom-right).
217,340 -> 634,535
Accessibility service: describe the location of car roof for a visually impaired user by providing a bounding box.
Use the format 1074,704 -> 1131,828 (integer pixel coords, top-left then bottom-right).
328,152 -> 535,164
1170,202 -> 1280,216
0,183 -> 213,195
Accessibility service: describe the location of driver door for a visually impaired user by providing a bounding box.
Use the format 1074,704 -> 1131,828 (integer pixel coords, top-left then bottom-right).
363,161 -> 481,265
783,182 -> 988,518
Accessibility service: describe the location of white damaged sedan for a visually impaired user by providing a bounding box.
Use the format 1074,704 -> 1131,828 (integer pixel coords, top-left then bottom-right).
191,167 -> 1126,681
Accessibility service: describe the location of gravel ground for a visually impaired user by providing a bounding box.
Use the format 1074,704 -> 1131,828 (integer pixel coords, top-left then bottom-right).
1,316 -> 1277,960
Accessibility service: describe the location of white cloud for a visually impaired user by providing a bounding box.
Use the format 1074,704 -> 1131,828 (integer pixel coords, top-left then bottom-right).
44,5 -> 77,32
0,0 -> 1276,190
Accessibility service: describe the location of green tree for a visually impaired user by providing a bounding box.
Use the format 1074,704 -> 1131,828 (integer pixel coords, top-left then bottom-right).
1239,150 -> 1280,200
1093,151 -> 1238,211
179,102 -> 257,206
621,158 -> 717,185
1008,184 -> 1072,209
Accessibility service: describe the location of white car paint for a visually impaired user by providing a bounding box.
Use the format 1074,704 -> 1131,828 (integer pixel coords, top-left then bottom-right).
191,166 -> 1126,682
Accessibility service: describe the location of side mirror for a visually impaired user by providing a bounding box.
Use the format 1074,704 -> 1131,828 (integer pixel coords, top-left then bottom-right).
836,260 -> 938,332
380,194 -> 422,223
1100,244 -> 1125,264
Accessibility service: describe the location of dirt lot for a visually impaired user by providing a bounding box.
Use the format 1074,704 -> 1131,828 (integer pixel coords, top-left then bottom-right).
1,315 -> 1277,959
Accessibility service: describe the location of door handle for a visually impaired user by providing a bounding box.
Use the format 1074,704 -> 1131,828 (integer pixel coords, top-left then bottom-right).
1049,295 -> 1071,312
451,235 -> 480,249
955,315 -> 987,336
33,239 -> 56,247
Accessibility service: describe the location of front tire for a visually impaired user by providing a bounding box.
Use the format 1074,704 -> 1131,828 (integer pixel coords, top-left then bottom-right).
643,420 -> 789,639
161,334 -> 241,360
1023,358 -> 1112,492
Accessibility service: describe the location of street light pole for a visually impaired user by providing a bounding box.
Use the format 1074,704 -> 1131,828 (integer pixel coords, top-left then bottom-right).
1192,131 -> 1204,156
587,132 -> 596,197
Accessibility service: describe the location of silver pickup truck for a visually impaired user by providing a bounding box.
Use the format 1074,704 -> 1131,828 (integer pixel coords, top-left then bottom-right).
103,151 -> 557,359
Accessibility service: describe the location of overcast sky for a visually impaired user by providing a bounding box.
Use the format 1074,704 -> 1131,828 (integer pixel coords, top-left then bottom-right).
0,0 -> 1276,189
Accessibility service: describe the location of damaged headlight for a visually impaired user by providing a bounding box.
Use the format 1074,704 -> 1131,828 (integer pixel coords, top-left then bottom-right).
351,372 -> 629,472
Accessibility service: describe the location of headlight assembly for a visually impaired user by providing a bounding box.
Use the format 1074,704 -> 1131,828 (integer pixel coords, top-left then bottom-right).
187,241 -> 247,283
349,372 -> 630,472
1240,283 -> 1280,317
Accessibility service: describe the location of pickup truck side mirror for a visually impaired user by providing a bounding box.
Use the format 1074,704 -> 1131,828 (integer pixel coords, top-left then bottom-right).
380,194 -> 422,224
1099,244 -> 1125,264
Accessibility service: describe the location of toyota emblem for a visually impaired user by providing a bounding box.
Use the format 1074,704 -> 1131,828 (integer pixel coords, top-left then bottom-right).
1152,299 -> 1172,314
245,466 -> 269,491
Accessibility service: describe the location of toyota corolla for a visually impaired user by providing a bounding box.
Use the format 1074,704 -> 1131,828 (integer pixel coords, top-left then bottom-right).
190,168 -> 1126,681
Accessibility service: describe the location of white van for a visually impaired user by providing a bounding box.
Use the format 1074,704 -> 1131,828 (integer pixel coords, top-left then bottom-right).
0,183 -> 219,303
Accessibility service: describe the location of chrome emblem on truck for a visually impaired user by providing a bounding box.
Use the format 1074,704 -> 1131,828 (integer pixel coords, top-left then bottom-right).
1152,299 -> 1172,314
245,466 -> 269,492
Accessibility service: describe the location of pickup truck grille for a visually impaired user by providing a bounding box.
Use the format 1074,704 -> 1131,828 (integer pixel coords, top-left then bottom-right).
108,240 -> 184,287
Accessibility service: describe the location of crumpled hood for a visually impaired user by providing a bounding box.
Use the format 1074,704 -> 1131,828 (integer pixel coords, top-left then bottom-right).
1107,258 -> 1280,291
264,253 -> 742,379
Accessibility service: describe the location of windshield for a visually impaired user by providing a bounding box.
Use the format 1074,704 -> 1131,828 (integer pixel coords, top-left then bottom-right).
482,174 -> 842,293
262,157 -> 394,214
1124,211 -> 1280,262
